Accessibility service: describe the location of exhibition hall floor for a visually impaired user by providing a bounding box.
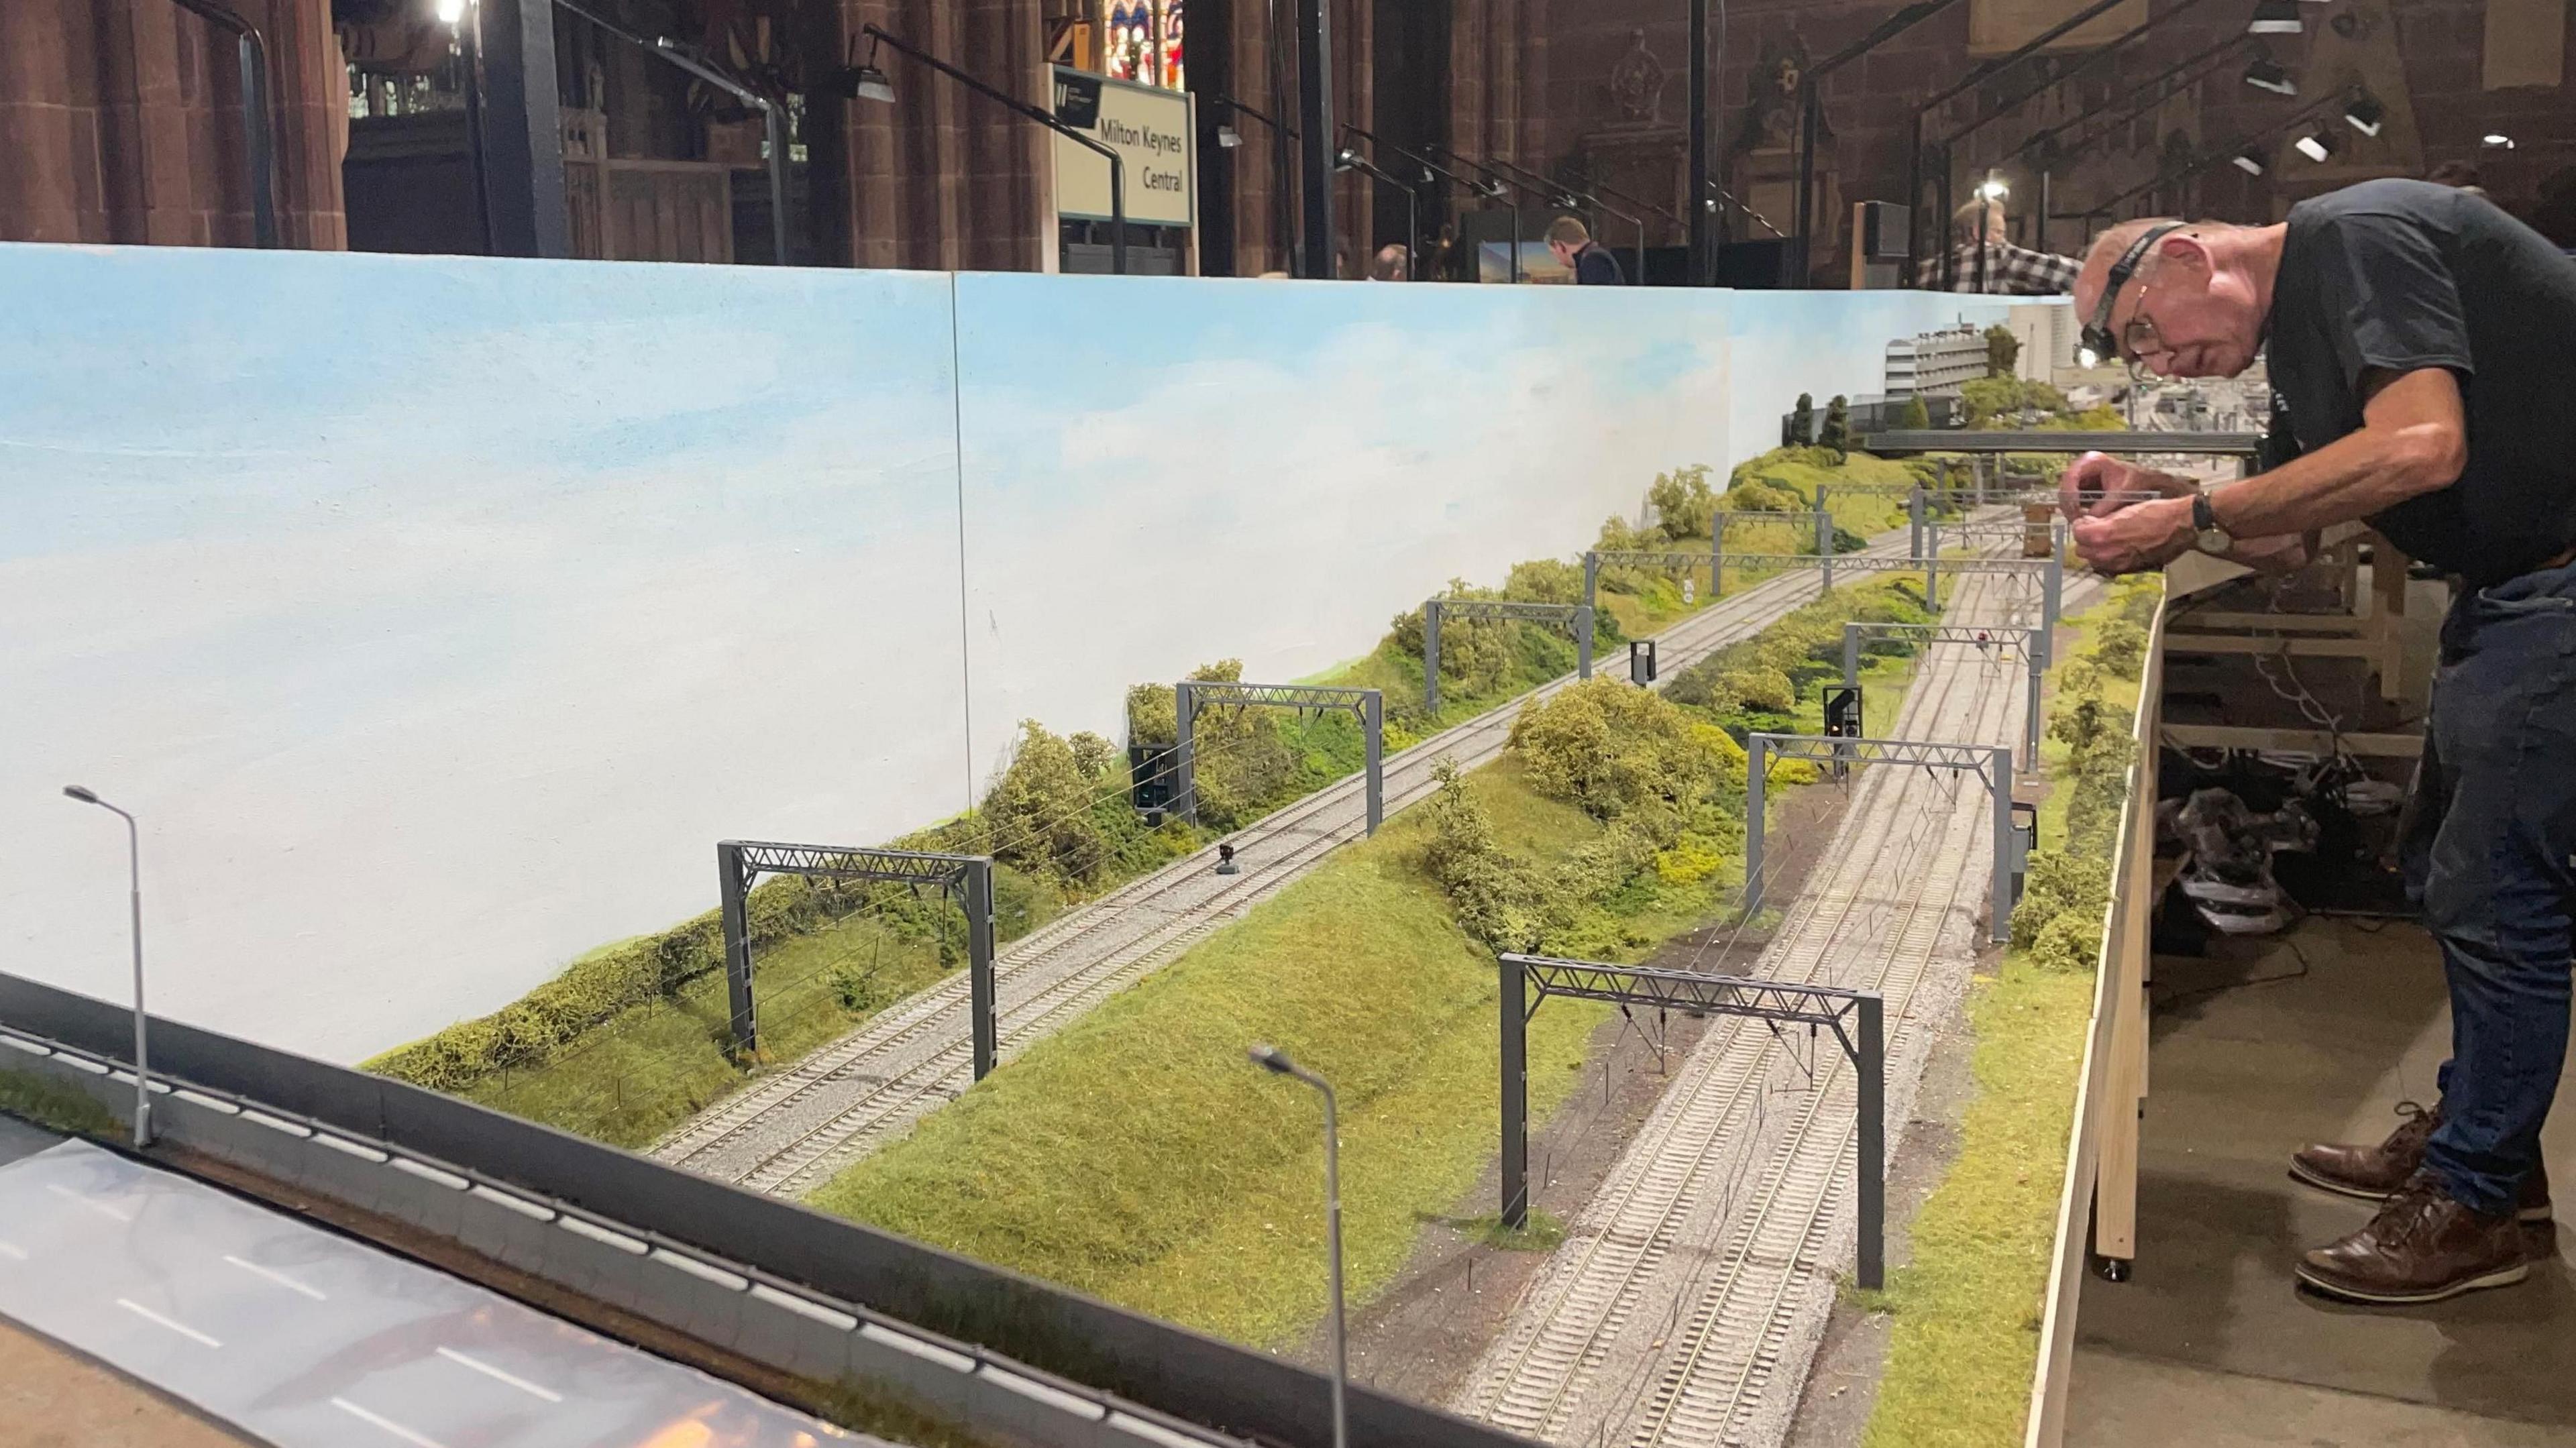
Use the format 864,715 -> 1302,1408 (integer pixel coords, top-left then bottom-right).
2068,915 -> 2576,1445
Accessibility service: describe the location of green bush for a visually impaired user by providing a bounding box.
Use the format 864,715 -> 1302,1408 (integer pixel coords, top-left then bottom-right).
2092,618 -> 2147,675
987,721 -> 1112,884
1596,514 -> 1666,553
1507,557 -> 1585,604
1726,479 -> 1806,514
1510,678 -> 1738,821
1125,660 -> 1309,834
2000,575 -> 2163,970
1068,730 -> 1118,781
1418,763 -> 1552,952
1648,465 -> 1719,539
2010,850 -> 2110,951
2031,908 -> 2108,973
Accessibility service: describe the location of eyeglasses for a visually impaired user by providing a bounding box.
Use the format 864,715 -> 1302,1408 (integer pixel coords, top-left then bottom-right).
2081,221 -> 2184,365
2113,276 -> 2169,366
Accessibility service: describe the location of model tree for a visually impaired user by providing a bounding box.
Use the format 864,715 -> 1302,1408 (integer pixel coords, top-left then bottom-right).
1789,392 -> 1816,445
1984,323 -> 2022,378
1894,394 -> 1931,430
1819,394 -> 1851,451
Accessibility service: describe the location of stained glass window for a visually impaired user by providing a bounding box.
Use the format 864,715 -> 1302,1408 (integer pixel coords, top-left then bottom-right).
1099,0 -> 1183,91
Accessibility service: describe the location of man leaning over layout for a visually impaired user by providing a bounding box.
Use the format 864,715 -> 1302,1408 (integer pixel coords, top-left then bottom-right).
2056,178 -> 2576,1305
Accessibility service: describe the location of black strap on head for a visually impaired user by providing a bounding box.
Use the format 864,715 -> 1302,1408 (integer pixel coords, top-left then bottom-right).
2083,221 -> 2186,361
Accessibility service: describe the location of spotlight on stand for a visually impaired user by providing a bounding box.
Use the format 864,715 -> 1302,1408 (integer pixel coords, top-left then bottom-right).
2483,132 -> 2516,150
1333,148 -> 1359,172
434,0 -> 468,23
834,33 -> 898,103
1977,175 -> 2008,203
2343,93 -> 2385,137
2249,0 -> 2303,35
2294,126 -> 2337,162
1216,123 -> 1242,150
2231,146 -> 2268,176
2242,57 -> 2297,95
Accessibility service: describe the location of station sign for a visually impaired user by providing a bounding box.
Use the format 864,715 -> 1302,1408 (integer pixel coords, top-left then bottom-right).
1049,64 -> 1195,229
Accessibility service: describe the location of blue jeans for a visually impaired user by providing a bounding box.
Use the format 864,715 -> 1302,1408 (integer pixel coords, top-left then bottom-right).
2400,559 -> 2576,1215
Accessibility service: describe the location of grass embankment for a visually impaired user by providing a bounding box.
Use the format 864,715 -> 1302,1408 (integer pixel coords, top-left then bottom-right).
454,918 -> 961,1147
808,574 -> 1941,1349
1859,574 -> 2162,1448
370,452 -> 1943,1150
0,1068 -> 125,1141
811,757 -> 1618,1345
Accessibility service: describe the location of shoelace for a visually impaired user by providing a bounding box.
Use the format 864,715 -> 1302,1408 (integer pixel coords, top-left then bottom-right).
2389,1099 -> 2436,1146
2369,1176 -> 2451,1249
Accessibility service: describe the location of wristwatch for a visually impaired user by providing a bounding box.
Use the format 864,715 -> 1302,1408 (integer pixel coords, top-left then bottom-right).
2192,492 -> 2232,555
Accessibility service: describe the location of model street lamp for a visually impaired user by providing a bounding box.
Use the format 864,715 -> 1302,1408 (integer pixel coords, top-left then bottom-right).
63,786 -> 151,1148
1248,1044 -> 1347,1448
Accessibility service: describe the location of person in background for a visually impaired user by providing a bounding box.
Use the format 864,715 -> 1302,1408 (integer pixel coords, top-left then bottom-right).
1546,217 -> 1625,285
2058,180 -> 2576,1306
1367,243 -> 1411,282
1925,199 -> 2081,294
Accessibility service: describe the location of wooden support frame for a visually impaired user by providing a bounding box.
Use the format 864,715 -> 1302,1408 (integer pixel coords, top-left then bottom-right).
2163,634 -> 2386,659
2159,724 -> 2424,758
2025,598 -> 2165,1447
2164,528 -> 2414,703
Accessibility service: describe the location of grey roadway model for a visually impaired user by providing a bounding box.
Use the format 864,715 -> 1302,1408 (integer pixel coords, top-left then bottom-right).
0,1137 -> 871,1448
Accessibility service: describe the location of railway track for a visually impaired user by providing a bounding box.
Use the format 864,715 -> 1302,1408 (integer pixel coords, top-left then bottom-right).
1457,563 -> 2102,1447
651,519 -> 1972,1194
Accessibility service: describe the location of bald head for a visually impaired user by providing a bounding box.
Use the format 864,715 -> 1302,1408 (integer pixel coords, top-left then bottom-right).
2069,216 -> 2284,378
2072,217 -> 2186,321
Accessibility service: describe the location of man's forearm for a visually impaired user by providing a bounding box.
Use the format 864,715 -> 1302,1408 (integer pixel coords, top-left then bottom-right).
2222,529 -> 2317,573
2206,418 -> 2459,538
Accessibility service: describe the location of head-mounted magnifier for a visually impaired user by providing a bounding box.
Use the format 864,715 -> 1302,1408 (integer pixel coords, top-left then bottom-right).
2080,221 -> 2185,364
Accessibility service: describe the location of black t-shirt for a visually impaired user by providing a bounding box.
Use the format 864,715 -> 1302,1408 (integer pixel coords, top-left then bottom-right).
2265,178 -> 2576,585
1574,243 -> 1626,286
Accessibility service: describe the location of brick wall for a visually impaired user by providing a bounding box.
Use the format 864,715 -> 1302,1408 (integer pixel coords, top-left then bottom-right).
0,0 -> 346,248
1527,0 -> 2576,276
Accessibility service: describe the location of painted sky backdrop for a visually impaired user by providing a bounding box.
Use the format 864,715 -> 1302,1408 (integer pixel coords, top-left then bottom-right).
3,246 -> 967,1062
952,272 -> 1731,781
2,243 -> 2008,1063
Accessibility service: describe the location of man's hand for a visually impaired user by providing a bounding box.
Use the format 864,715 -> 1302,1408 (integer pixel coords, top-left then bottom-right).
2059,451 -> 2197,520
2072,496 -> 2198,575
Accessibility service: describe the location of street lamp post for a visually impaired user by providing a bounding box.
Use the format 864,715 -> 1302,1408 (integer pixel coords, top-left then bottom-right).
1249,1044 -> 1346,1448
63,786 -> 149,1148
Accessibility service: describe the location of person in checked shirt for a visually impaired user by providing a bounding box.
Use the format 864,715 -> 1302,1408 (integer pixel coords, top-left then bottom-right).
1922,199 -> 2082,294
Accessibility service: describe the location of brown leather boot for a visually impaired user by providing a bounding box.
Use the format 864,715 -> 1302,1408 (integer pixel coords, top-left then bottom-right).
2296,1174 -> 2528,1304
2290,1102 -> 2553,1224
